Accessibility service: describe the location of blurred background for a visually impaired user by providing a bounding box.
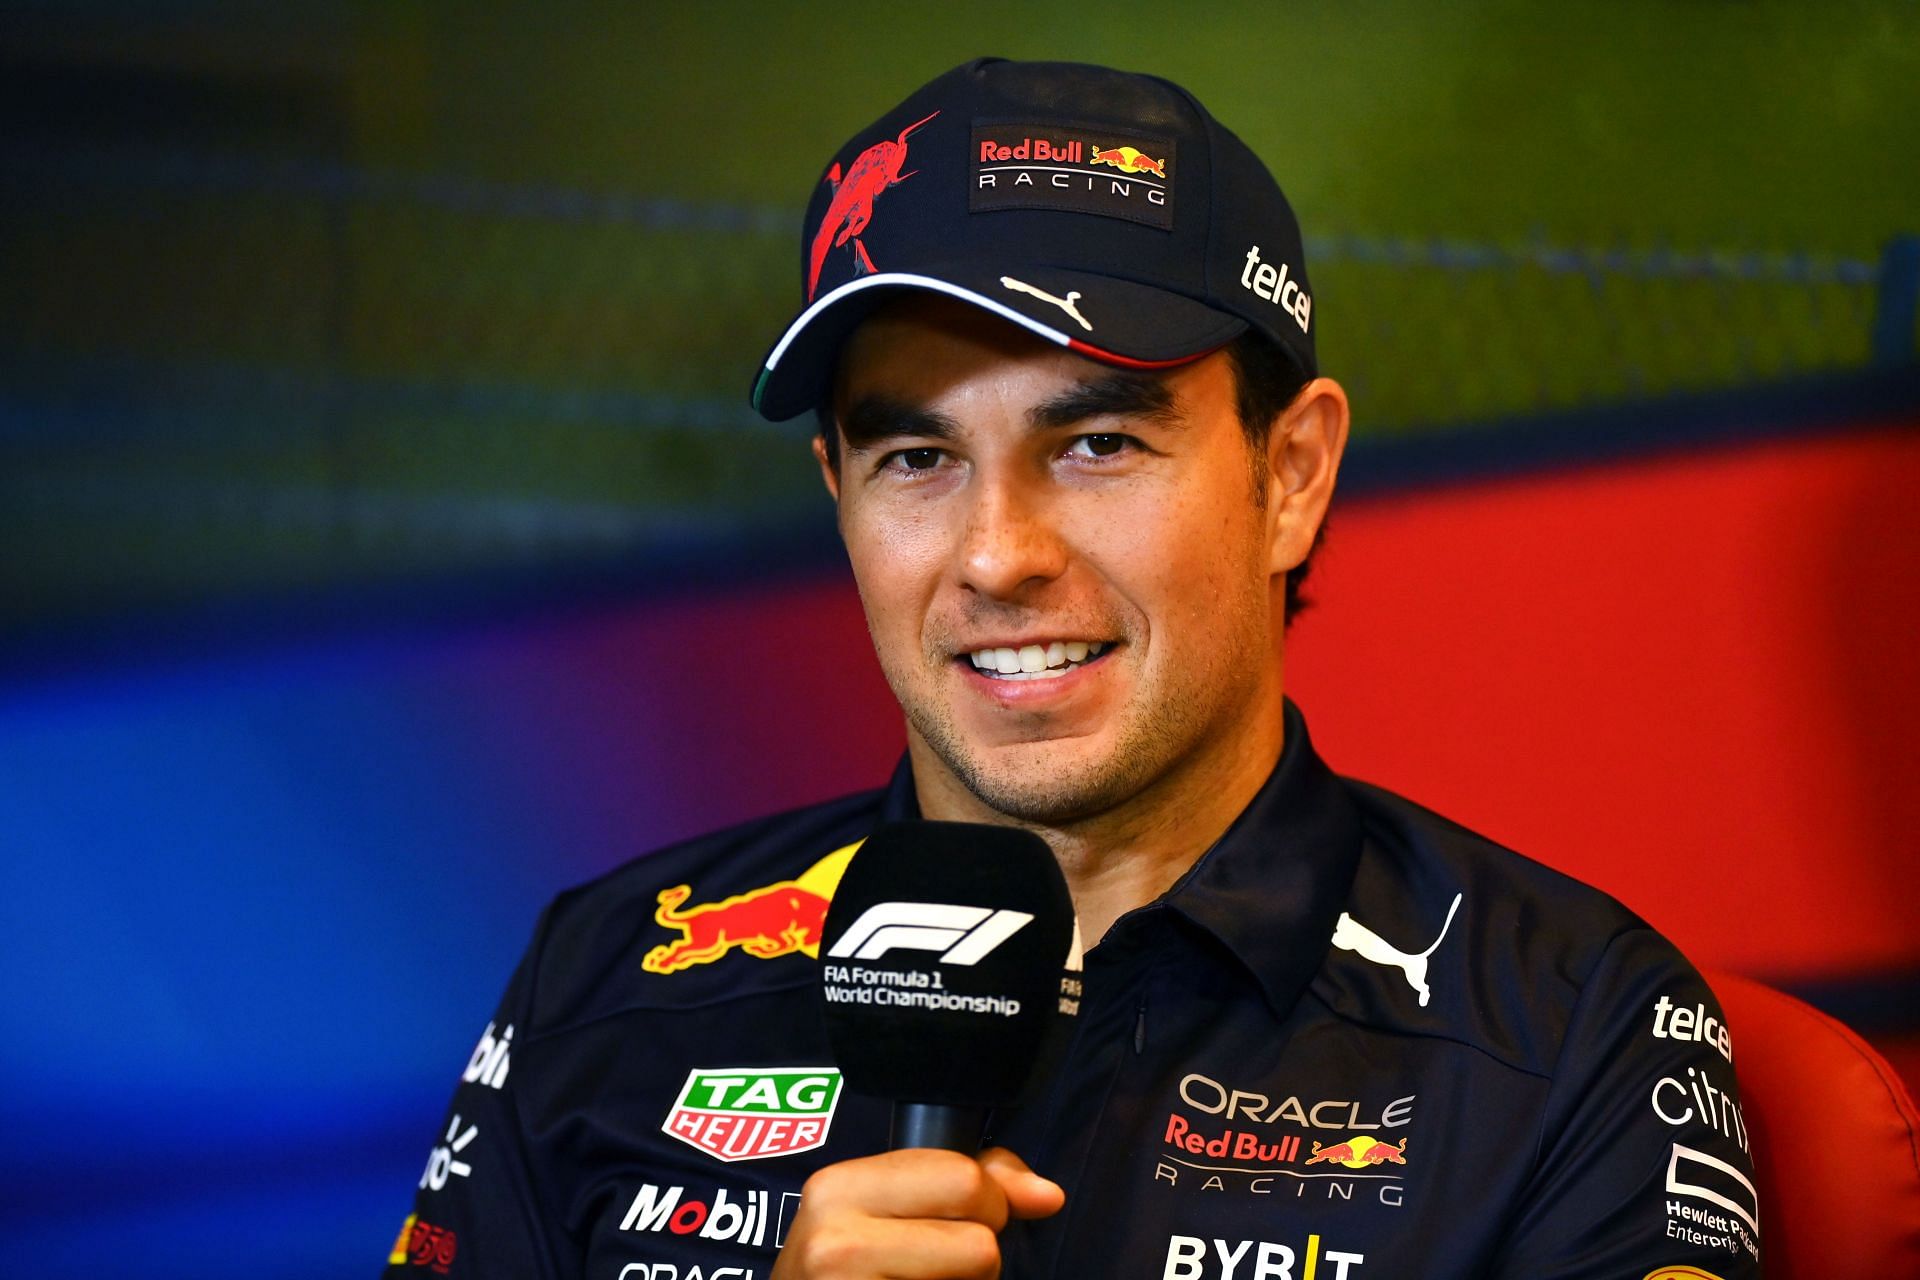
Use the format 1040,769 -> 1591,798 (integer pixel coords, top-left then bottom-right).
3,2 -> 1916,1276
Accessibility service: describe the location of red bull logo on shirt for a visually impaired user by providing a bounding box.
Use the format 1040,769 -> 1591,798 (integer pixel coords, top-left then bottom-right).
642,843 -> 859,974
1302,1135 -> 1408,1170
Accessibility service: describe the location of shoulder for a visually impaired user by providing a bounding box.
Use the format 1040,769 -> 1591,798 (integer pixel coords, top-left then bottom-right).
519,787 -> 886,1037
1313,777 -> 1699,1078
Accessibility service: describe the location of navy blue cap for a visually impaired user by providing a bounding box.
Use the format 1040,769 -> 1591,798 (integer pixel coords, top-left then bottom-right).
751,58 -> 1318,421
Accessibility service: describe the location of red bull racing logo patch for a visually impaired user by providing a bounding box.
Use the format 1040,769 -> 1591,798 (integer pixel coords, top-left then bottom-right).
642,843 -> 858,974
970,123 -> 1175,230
662,1066 -> 843,1162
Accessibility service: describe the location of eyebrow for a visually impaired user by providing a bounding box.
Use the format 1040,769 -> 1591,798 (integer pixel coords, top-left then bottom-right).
837,369 -> 1183,453
1028,371 -> 1181,431
839,396 -> 961,453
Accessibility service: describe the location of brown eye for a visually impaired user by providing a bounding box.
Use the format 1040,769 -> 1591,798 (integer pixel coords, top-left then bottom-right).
1073,434 -> 1128,458
900,448 -> 942,470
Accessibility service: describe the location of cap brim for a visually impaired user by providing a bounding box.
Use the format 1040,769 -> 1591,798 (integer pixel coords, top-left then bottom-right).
750,266 -> 1248,421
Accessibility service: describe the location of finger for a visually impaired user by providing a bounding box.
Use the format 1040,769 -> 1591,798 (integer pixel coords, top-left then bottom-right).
802,1149 -> 1009,1224
780,1215 -> 1003,1280
977,1147 -> 1065,1221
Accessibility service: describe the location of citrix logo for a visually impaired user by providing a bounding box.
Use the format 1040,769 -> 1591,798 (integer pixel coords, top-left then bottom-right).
1238,246 -> 1312,334
827,903 -> 1031,965
462,1021 -> 512,1089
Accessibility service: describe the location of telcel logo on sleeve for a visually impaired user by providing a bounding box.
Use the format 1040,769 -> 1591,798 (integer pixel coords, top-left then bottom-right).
662,1067 -> 843,1162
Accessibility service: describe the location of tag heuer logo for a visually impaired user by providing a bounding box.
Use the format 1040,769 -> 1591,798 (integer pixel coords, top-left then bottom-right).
662,1067 -> 843,1162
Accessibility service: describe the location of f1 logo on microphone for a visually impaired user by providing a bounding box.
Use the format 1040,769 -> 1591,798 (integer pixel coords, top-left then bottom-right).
826,903 -> 1032,965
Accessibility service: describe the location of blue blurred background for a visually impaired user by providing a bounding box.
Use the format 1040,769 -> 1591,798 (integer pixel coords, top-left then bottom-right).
4,3 -> 1917,1276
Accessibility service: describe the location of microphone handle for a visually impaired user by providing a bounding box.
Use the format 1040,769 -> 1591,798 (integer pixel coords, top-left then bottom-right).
890,1102 -> 989,1153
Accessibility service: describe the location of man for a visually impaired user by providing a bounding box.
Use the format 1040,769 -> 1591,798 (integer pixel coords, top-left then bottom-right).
385,60 -> 1760,1279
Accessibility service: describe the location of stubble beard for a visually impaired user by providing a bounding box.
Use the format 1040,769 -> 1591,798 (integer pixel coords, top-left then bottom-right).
895,596 -> 1274,828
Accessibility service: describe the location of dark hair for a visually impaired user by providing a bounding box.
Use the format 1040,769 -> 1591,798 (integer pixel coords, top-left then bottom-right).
1221,332 -> 1320,624
815,330 -> 1323,623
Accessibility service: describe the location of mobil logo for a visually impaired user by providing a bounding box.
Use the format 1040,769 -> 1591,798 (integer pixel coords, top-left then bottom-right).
462,1020 -> 512,1090
618,1183 -> 775,1249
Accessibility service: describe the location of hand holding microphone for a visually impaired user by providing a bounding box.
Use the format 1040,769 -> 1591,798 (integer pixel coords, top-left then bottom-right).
772,822 -> 1083,1279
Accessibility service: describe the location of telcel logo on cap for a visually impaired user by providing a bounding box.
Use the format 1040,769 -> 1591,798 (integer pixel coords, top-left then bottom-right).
1240,244 -> 1312,333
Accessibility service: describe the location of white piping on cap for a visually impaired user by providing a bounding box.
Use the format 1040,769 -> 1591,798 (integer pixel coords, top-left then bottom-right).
760,272 -> 1070,374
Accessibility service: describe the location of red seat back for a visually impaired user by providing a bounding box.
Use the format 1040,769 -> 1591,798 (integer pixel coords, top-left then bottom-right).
1705,970 -> 1920,1274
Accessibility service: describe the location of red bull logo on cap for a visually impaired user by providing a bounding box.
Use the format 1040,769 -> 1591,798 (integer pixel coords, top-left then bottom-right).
642,843 -> 859,974
1088,144 -> 1167,177
970,122 -> 1175,230
1302,1134 -> 1408,1170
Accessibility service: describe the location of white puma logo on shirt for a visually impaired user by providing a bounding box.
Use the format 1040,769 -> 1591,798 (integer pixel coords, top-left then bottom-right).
1331,892 -> 1463,1007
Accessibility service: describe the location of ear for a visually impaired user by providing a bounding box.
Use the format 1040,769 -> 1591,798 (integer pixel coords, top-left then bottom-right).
812,433 -> 841,502
1265,377 -> 1350,576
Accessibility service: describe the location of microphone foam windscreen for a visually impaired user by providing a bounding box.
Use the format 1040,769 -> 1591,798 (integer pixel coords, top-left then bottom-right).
819,821 -> 1084,1108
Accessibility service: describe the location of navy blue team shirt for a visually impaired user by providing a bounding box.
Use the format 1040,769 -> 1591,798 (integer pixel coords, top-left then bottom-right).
383,702 -> 1762,1279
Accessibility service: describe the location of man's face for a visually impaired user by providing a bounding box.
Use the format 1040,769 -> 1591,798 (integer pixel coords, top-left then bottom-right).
820,296 -> 1301,827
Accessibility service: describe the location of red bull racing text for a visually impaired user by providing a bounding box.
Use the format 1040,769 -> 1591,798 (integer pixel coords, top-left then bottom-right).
970,123 -> 1175,230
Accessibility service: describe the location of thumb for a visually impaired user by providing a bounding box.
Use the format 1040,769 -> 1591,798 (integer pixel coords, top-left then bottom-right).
977,1146 -> 1066,1221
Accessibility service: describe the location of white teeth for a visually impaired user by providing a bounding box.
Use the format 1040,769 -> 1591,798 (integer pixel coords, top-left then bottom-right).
965,640 -> 1111,677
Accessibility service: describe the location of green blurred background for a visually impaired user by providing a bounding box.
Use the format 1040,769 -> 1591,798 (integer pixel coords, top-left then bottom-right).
3,0 -> 1916,636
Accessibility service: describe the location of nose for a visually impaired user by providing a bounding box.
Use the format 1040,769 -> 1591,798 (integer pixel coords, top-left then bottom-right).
957,468 -> 1069,600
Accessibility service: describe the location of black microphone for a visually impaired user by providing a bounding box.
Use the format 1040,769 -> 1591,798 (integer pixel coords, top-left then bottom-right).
818,821 -> 1084,1152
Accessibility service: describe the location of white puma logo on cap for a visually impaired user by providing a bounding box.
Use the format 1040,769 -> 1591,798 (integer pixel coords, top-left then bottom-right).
999,275 -> 1094,331
1331,893 -> 1463,1007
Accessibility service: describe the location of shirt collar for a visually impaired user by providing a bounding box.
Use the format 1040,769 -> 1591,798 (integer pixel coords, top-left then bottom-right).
874,699 -> 1361,1019
1156,700 -> 1362,1019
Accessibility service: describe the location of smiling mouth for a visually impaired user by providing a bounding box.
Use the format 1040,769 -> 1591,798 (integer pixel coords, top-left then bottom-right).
962,641 -> 1112,681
